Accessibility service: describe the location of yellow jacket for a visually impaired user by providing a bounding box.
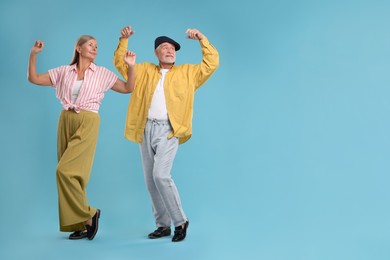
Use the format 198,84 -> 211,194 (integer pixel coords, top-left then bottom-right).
113,37 -> 219,144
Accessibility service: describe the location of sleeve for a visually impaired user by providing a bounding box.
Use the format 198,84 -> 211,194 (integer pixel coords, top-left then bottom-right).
113,38 -> 129,80
194,38 -> 220,90
48,66 -> 65,88
100,67 -> 118,91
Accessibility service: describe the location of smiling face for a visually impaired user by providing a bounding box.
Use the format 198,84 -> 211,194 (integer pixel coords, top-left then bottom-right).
78,39 -> 98,62
155,42 -> 176,68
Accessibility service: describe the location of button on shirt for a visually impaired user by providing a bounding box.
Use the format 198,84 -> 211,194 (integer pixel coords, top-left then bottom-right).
48,63 -> 118,113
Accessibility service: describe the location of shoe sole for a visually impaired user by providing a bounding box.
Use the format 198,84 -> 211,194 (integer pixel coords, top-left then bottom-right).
69,231 -> 88,240
148,233 -> 171,239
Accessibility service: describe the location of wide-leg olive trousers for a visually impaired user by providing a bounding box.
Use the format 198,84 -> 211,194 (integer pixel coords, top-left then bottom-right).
56,110 -> 99,232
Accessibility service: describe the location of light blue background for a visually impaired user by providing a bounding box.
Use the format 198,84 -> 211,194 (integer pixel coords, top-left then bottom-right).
1,0 -> 389,259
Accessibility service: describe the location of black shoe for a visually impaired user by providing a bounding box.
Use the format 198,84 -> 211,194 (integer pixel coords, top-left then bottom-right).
86,209 -> 100,240
148,227 -> 171,239
172,221 -> 189,242
69,230 -> 88,240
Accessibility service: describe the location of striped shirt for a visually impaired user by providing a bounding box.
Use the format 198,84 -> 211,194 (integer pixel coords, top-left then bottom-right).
48,63 -> 118,113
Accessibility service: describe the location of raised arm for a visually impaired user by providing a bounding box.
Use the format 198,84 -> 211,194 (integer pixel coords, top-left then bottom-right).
185,29 -> 219,87
113,26 -> 135,80
27,40 -> 52,86
112,50 -> 136,94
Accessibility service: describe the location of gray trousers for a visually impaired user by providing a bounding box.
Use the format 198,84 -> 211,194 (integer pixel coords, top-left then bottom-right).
139,119 -> 187,227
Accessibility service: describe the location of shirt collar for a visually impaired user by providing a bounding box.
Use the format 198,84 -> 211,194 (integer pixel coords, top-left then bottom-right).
70,62 -> 97,72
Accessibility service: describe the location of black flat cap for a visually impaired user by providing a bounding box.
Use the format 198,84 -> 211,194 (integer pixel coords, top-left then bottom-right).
154,36 -> 180,51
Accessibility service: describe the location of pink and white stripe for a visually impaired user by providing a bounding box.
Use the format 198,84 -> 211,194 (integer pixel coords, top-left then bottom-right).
48,63 -> 118,113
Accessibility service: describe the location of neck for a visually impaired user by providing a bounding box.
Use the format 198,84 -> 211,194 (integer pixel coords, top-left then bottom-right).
76,59 -> 92,80
77,58 -> 92,72
159,62 -> 173,69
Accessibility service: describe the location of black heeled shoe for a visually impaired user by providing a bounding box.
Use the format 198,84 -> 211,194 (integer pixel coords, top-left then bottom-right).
172,220 -> 189,242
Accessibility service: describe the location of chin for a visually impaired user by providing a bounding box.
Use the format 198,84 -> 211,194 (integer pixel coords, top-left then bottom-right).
162,57 -> 175,62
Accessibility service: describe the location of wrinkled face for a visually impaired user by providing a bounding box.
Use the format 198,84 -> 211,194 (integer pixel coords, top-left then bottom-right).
155,42 -> 176,65
78,39 -> 98,61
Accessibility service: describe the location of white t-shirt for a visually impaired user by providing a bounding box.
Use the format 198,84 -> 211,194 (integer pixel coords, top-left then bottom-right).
71,80 -> 83,104
148,69 -> 169,120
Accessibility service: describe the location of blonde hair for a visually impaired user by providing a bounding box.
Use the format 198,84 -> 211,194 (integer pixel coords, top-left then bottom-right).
70,35 -> 96,65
